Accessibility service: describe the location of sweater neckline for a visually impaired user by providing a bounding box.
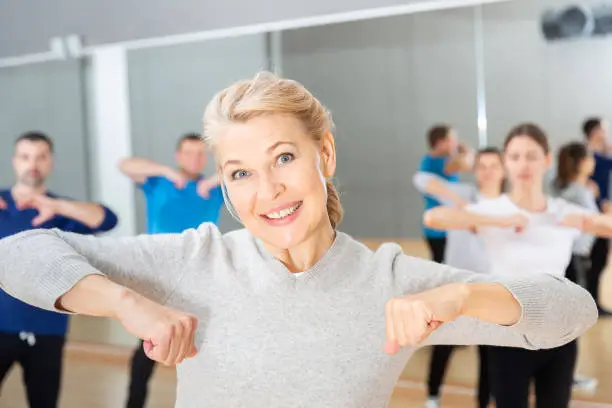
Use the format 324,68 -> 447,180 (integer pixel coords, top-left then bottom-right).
253,231 -> 349,282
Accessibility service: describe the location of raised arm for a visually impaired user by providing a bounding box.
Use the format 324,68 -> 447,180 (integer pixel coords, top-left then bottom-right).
384,252 -> 598,354
412,171 -> 472,207
444,144 -> 474,174
423,205 -> 527,231
118,156 -> 184,185
559,200 -> 612,238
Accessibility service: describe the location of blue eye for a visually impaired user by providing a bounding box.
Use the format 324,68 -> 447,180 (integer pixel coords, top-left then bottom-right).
231,170 -> 249,180
277,153 -> 294,165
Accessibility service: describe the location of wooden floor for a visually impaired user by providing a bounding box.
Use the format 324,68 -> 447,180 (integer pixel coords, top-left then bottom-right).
2,239 -> 612,408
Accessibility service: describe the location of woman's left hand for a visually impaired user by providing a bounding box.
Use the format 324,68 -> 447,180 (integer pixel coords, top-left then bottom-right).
384,283 -> 468,355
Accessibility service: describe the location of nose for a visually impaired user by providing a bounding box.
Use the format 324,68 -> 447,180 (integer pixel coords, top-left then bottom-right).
257,170 -> 284,201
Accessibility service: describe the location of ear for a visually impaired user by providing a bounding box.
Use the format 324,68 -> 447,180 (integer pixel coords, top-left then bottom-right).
320,131 -> 337,178
544,153 -> 552,169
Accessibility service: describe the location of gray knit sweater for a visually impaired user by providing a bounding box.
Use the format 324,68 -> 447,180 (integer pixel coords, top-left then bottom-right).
0,224 -> 598,408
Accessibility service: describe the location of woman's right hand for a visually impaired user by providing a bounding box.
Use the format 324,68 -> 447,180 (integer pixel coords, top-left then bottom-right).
116,291 -> 198,365
496,213 -> 528,232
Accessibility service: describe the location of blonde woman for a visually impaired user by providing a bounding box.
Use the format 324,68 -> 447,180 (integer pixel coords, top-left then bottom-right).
0,74 -> 598,408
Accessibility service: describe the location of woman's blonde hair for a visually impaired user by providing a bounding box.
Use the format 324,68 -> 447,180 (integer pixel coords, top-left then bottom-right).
202,71 -> 344,229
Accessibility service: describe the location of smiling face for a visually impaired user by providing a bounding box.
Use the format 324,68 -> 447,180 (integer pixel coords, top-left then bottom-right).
215,114 -> 336,250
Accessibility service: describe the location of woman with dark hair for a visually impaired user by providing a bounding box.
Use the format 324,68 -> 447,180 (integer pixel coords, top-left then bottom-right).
413,147 -> 506,408
553,142 -> 599,286
552,142 -> 600,392
424,123 -> 612,408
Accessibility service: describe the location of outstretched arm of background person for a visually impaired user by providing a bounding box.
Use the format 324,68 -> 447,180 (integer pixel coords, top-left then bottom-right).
118,156 -> 185,186
559,201 -> 612,238
412,172 -> 472,207
17,194 -> 116,229
423,206 -> 528,232
197,174 -> 221,198
444,144 -> 475,174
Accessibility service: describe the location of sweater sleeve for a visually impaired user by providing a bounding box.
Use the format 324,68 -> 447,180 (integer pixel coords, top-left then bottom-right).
391,252 -> 598,349
0,223 -> 218,313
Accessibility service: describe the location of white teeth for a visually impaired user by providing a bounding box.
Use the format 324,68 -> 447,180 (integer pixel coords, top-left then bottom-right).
266,203 -> 301,219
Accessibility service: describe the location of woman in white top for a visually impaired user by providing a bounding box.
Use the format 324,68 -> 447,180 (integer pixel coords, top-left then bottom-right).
0,76 -> 600,408
424,123 -> 612,408
413,147 -> 506,408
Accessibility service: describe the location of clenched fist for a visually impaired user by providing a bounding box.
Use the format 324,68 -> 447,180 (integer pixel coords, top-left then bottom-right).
384,283 -> 468,355
116,293 -> 198,365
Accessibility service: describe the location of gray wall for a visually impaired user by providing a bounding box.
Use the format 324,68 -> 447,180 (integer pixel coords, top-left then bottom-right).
127,35 -> 269,234
281,7 -> 480,238
0,61 -> 90,200
0,0 -> 491,57
482,0 -> 612,150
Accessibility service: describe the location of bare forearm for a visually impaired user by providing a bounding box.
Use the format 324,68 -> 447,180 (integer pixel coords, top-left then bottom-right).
423,207 -> 500,230
461,282 -> 522,326
56,200 -> 106,228
59,275 -> 132,318
586,214 -> 612,237
444,153 -> 472,174
425,179 -> 468,207
119,157 -> 172,182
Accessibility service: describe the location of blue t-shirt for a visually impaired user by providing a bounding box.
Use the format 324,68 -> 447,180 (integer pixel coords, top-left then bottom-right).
0,189 -> 118,336
418,155 -> 459,238
591,152 -> 612,209
141,176 -> 224,234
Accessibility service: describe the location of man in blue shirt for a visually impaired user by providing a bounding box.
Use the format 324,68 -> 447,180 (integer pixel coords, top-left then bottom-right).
418,125 -> 472,263
418,125 -> 473,408
119,133 -> 224,408
0,131 -> 118,408
583,118 -> 612,316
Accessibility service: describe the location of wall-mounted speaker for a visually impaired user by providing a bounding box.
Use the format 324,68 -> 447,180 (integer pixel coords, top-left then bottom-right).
542,3 -> 612,41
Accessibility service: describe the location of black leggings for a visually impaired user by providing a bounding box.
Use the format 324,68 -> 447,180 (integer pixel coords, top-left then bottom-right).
424,238 -> 491,403
425,237 -> 446,264
588,237 -> 609,306
488,341 -> 577,408
0,332 -> 65,408
427,345 -> 490,408
126,340 -> 157,408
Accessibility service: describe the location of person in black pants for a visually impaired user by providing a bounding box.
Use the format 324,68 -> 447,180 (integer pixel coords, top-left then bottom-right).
417,126 -> 473,408
589,237 -> 609,313
424,237 -> 454,406
583,118 -> 612,316
0,333 -> 65,407
126,340 -> 157,408
487,341 -> 577,408
0,132 -> 118,408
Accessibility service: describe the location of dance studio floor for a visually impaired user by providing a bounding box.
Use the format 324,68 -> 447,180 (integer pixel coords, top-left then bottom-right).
2,240 -> 612,408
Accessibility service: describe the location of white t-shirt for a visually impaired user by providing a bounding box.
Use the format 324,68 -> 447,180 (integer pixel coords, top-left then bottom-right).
466,195 -> 592,277
412,171 -> 492,274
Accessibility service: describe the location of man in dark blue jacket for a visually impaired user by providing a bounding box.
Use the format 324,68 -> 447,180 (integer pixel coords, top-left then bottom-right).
583,118 -> 612,316
0,131 -> 118,407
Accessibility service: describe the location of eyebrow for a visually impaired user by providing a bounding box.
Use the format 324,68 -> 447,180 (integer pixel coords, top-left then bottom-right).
222,141 -> 297,169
